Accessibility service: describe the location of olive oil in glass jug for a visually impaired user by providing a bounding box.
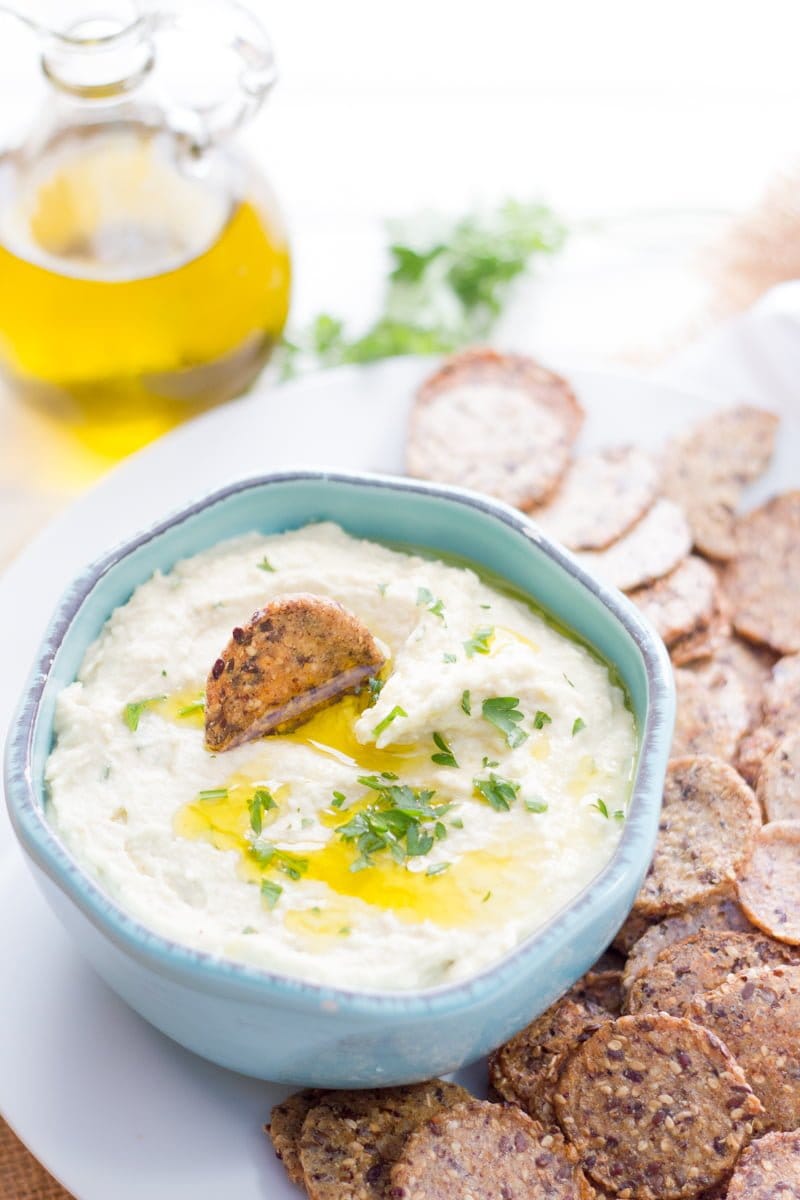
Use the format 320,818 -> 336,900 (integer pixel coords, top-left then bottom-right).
0,1 -> 291,464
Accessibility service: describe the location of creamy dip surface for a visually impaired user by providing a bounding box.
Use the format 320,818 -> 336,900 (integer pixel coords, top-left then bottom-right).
46,523 -> 637,990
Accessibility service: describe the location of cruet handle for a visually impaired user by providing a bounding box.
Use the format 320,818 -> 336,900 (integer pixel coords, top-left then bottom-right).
143,0 -> 277,152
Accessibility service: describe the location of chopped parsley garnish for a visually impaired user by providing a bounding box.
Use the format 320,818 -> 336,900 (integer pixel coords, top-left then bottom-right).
241,925 -> 257,934
614,809 -> 625,822
482,756 -> 499,768
197,787 -> 229,801
366,676 -> 385,699
533,710 -> 552,730
482,696 -> 528,748
260,879 -> 283,908
252,844 -> 309,880
563,672 -> 575,688
450,817 -> 464,829
443,652 -> 457,664
417,587 -> 445,619
247,788 -> 277,835
591,798 -> 610,818
461,689 -> 472,716
338,926 -> 351,936
474,772 -> 520,812
122,695 -> 166,731
482,890 -> 492,902
373,705 -> 407,738
525,796 -> 548,813
337,777 -> 449,872
426,862 -> 450,876
431,732 -> 458,768
378,582 -> 388,596
257,556 -> 276,572
464,626 -> 494,657
572,717 -> 586,736
331,790 -> 346,809
178,695 -> 205,718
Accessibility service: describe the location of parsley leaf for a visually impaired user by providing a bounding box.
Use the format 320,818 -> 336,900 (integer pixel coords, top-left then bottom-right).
426,862 -> 450,876
416,586 -> 445,620
373,705 -> 407,738
178,695 -> 205,718
122,695 -> 165,731
525,797 -> 548,813
366,676 -> 385,699
260,879 -> 282,909
464,626 -> 494,657
252,845 -> 309,880
591,798 -> 610,819
247,788 -> 277,836
572,717 -> 586,736
257,556 -> 276,572
337,777 -> 449,870
197,787 -> 229,801
331,790 -> 346,809
443,652 -> 457,664
533,710 -> 552,730
482,696 -> 528,748
474,772 -> 520,812
431,732 -> 458,768
461,689 -> 472,716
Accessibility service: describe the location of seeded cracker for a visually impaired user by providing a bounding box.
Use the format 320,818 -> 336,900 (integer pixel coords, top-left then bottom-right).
724,492 -> 800,653
669,601 -> 729,667
571,969 -> 624,1016
406,348 -> 584,509
629,556 -> 718,649
390,1100 -> 593,1199
726,1129 -> 800,1198
689,964 -> 800,1132
737,821 -> 800,944
632,756 -> 761,919
489,994 -> 610,1125
554,1013 -> 762,1199
738,654 -> 800,785
671,661 -> 751,763
621,889 -> 752,991
205,593 -> 385,751
266,1089 -> 324,1187
756,731 -> 800,821
297,1081 -> 469,1200
624,929 -> 796,1017
532,445 -> 659,551
661,405 -> 779,561
576,499 -> 692,592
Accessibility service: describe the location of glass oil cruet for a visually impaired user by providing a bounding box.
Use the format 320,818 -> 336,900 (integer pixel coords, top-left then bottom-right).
0,0 -> 291,466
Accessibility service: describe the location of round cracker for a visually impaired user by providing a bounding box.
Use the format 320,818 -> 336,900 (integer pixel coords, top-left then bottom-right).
390,1100 -> 592,1200
671,661 -> 751,763
713,635 -> 775,735
724,492 -> 800,654
669,601 -> 729,667
576,498 -> 692,592
757,732 -> 800,822
621,889 -> 752,992
533,445 -> 659,551
738,654 -> 800,785
554,1013 -> 762,1199
570,969 -> 624,1016
298,1080 -> 469,1200
630,555 -> 718,648
689,964 -> 800,1132
726,1129 -> 800,1199
267,1088 -> 324,1187
661,405 -> 779,561
624,930 -> 796,1017
205,593 -> 385,751
737,821 -> 800,945
488,995 -> 609,1126
406,348 -> 584,510
633,756 -> 761,920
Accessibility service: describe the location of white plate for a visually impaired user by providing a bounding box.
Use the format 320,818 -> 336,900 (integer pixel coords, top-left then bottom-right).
2,358 -> 798,1199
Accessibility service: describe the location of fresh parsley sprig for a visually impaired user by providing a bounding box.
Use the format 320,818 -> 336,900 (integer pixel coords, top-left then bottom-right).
474,772 -> 520,812
482,696 -> 528,749
122,695 -> 166,731
278,200 -> 567,377
337,777 -> 450,872
431,732 -> 458,768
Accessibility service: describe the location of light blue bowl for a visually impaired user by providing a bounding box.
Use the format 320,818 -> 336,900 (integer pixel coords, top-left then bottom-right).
4,471 -> 674,1086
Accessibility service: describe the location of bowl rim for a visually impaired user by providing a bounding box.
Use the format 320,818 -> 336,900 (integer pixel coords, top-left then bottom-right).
4,468 -> 674,1013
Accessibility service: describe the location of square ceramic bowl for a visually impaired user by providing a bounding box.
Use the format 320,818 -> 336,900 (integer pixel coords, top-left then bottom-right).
5,471 -> 674,1085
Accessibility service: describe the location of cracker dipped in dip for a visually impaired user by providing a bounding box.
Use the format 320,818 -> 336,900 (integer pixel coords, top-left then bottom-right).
45,523 -> 637,990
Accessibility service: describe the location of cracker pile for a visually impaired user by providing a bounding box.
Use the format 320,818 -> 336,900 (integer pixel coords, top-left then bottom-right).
265,352 -> 800,1198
